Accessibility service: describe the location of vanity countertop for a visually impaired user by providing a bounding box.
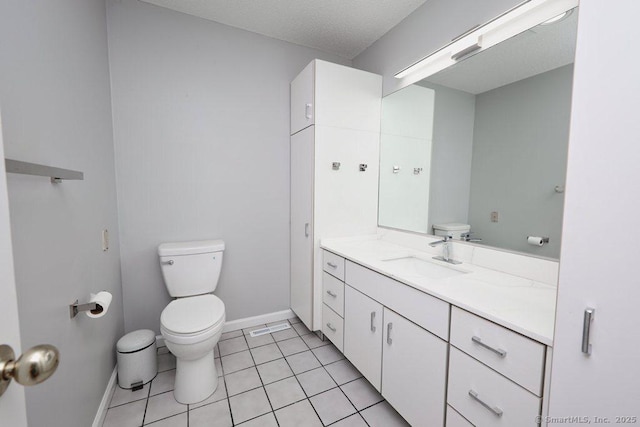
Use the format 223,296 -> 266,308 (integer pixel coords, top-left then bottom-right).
320,236 -> 556,346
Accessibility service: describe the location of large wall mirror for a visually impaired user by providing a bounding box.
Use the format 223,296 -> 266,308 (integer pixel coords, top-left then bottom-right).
378,7 -> 578,259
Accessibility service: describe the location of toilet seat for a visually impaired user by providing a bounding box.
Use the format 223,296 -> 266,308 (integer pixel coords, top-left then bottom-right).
161,295 -> 225,343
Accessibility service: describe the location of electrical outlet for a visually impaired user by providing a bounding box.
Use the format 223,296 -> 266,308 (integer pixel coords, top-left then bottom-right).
491,211 -> 499,222
102,229 -> 109,251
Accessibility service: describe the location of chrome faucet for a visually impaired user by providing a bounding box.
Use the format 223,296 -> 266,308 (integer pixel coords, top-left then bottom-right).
429,235 -> 462,265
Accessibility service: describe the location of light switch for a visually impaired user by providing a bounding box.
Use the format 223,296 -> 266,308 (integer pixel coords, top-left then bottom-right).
102,229 -> 109,251
491,211 -> 499,223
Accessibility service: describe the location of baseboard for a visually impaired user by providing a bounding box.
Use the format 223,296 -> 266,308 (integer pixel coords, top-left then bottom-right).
222,309 -> 296,332
154,309 -> 296,347
92,366 -> 117,427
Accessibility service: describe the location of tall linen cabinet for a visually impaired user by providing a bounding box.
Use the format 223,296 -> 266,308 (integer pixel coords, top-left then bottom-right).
290,60 -> 382,331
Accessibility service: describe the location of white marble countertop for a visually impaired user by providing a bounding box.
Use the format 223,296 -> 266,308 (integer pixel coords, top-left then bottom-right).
321,236 -> 556,346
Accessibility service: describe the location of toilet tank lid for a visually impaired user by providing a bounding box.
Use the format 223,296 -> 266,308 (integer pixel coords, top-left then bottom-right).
158,239 -> 225,256
432,223 -> 470,231
117,329 -> 156,353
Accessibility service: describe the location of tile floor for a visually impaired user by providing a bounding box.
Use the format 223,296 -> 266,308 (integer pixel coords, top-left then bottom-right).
102,317 -> 410,427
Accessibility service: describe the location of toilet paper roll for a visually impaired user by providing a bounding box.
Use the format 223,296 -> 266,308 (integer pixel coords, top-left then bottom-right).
527,236 -> 545,246
86,291 -> 112,318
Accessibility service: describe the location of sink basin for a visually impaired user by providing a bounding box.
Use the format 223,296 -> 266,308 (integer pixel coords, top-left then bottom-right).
382,256 -> 468,280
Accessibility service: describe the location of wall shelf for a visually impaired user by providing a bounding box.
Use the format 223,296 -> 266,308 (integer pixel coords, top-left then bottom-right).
4,159 -> 84,183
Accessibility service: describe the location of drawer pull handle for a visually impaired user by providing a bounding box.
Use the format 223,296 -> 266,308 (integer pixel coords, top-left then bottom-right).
582,307 -> 595,355
326,290 -> 338,297
327,262 -> 338,269
326,323 -> 337,332
305,103 -> 312,119
370,311 -> 376,332
471,336 -> 507,357
387,323 -> 393,345
468,390 -> 503,417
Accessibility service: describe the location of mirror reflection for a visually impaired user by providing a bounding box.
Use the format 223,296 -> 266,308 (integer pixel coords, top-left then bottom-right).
378,8 -> 578,259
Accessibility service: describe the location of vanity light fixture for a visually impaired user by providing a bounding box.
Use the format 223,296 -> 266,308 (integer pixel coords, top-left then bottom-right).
394,0 -> 578,85
540,9 -> 573,25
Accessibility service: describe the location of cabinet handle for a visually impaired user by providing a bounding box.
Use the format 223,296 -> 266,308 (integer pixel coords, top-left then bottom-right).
304,223 -> 310,237
471,336 -> 507,358
305,103 -> 312,119
582,307 -> 595,355
387,323 -> 393,345
326,323 -> 337,332
326,262 -> 337,269
370,311 -> 376,332
468,390 -> 503,417
326,290 -> 337,297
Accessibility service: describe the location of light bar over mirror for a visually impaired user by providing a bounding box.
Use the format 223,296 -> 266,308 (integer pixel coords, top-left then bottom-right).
394,0 -> 579,86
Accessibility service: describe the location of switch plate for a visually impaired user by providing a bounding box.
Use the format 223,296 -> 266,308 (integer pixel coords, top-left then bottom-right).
491,211 -> 499,222
102,229 -> 109,251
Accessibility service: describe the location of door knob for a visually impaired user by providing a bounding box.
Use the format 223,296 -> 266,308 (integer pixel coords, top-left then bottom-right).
0,344 -> 60,397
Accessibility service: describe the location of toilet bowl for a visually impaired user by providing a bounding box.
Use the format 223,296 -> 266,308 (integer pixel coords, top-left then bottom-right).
158,240 -> 226,404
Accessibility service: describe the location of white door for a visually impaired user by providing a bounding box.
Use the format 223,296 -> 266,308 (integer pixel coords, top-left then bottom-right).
290,126 -> 314,329
548,1 -> 640,422
382,308 -> 447,427
343,285 -> 383,391
0,111 -> 28,426
290,61 -> 314,135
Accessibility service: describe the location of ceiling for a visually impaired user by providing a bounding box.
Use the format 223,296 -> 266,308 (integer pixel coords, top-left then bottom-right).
422,9 -> 578,94
139,0 -> 427,59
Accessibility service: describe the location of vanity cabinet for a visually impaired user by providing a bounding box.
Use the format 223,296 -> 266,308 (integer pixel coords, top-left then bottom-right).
290,61 -> 382,330
382,308 -> 448,427
343,285 -> 383,390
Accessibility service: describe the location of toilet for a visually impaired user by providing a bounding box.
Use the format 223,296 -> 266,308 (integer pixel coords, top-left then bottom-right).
158,239 -> 226,404
432,223 -> 471,240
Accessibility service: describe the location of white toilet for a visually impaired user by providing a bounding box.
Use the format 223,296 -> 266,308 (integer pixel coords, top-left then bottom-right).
158,239 -> 226,404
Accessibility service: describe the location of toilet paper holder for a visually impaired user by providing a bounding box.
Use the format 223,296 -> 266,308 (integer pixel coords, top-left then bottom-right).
69,300 -> 101,319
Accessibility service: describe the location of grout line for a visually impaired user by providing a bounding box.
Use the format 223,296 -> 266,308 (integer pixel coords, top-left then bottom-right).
243,331 -> 281,427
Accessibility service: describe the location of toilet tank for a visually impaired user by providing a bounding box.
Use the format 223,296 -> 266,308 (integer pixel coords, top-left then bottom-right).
432,223 -> 470,240
158,240 -> 225,297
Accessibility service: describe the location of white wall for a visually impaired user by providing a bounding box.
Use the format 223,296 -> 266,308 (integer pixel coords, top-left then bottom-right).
106,0 -> 350,333
379,85 -> 435,233
421,82 -> 475,231
468,65 -> 573,258
0,1 -> 123,427
352,0 -> 522,95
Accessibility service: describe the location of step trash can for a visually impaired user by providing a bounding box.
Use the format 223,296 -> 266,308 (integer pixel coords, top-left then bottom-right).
116,329 -> 157,390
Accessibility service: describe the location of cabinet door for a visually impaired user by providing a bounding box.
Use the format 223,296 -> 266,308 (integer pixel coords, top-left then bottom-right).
290,127 -> 314,329
344,285 -> 383,391
382,308 -> 448,427
290,61 -> 314,135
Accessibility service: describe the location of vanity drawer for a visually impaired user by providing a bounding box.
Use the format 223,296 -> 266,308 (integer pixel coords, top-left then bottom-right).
322,304 -> 344,352
447,405 -> 474,427
448,347 -> 541,427
345,260 -> 450,340
323,250 -> 345,281
322,272 -> 344,316
450,307 -> 545,395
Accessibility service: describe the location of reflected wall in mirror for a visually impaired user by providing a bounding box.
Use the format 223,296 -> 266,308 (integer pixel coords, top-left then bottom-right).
379,8 -> 578,259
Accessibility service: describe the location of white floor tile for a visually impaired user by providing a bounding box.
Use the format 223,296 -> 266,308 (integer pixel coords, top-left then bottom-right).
256,358 -> 294,385
225,367 -> 262,396
188,400 -> 232,427
221,350 -> 255,374
250,343 -> 283,364
235,412 -> 278,427
218,336 -> 249,356
264,376 -> 306,410
228,387 -> 272,424
144,391 -> 187,424
109,383 -> 149,408
285,351 -> 321,374
150,370 -> 176,396
274,399 -> 322,427
103,400 -> 146,427
312,344 -> 344,365
309,388 -> 356,425
190,377 -> 227,409
340,377 -> 383,410
144,412 -> 187,426
324,360 -> 362,385
360,401 -> 410,427
296,367 -> 337,397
